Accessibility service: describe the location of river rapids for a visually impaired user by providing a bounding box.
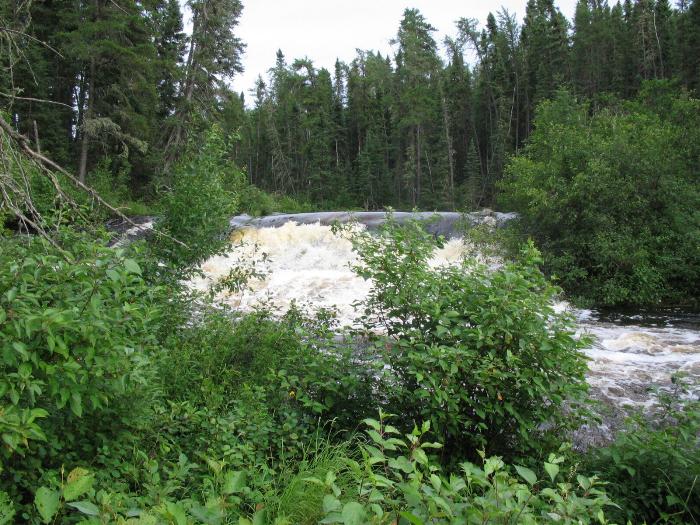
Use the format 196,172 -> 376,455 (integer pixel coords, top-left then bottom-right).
188,211 -> 700,443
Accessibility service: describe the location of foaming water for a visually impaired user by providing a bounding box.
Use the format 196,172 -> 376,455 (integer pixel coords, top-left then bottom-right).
189,221 -> 467,322
578,316 -> 700,407
190,221 -> 700,412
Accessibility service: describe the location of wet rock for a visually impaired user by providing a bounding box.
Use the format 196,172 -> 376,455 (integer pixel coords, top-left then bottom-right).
106,216 -> 155,247
229,210 -> 518,239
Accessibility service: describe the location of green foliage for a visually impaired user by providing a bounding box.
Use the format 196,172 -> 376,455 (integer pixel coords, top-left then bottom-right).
500,86 -> 700,307
0,491 -> 15,525
319,413 -> 616,525
238,185 -> 318,216
158,309 -> 300,407
84,158 -> 132,216
158,302 -> 378,430
340,216 -> 589,460
6,2 -> 700,520
584,392 -> 700,524
32,416 -> 617,524
0,228 -> 162,517
151,126 -> 243,269
1,208 -> 694,525
6,0 -> 700,212
0,229 -> 158,452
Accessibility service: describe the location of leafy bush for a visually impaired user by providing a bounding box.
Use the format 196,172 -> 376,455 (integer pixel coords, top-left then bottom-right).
238,184 -> 319,216
341,216 -> 589,460
151,125 -> 243,269
583,394 -> 700,524
499,84 -> 700,307
158,303 -> 379,430
30,416 -> 618,525
158,309 -> 303,408
87,158 -> 130,213
0,228 -> 162,514
321,413 -> 616,525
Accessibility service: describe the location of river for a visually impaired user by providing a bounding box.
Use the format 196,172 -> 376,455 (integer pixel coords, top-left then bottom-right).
188,211 -> 700,443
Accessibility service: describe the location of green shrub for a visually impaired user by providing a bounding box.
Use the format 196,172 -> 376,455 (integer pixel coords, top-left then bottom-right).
320,413 -> 617,525
158,309 -> 303,408
158,303 -> 379,430
0,491 -> 15,525
0,228 -> 162,513
583,394 -> 700,524
238,185 -> 278,216
341,216 -> 589,460
237,184 -> 319,216
499,85 -> 700,307
32,415 -> 618,525
150,125 -> 243,270
86,158 -> 130,214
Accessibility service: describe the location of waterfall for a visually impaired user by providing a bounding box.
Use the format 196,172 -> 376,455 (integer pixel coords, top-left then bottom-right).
189,212 -> 700,433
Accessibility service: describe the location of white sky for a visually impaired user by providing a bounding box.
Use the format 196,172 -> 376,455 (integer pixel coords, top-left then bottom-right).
230,0 -> 578,97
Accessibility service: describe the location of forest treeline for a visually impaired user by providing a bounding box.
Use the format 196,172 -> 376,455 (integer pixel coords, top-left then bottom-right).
3,0 -> 700,210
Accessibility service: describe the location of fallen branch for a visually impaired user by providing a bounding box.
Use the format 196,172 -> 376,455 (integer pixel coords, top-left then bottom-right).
0,27 -> 64,57
0,113 -> 186,248
0,91 -> 74,109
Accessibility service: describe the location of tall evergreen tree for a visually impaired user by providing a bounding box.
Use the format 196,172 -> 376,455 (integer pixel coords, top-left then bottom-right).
679,0 -> 700,90
165,0 -> 245,166
393,8 -> 442,207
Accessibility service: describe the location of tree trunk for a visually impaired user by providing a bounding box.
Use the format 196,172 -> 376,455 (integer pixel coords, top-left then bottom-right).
33,120 -> 40,154
441,91 -> 456,209
415,125 -> 422,207
78,56 -> 95,184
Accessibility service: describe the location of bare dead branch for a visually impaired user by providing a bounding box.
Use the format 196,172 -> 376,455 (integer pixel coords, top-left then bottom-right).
0,91 -> 73,109
0,27 -> 64,57
0,113 -> 187,248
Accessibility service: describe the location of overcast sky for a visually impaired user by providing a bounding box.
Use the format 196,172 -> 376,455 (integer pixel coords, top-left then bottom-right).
230,0 -> 578,97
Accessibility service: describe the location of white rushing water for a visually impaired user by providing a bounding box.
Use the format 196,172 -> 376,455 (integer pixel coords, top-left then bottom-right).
189,219 -> 700,413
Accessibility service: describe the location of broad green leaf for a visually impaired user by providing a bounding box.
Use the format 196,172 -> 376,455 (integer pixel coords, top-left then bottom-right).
544,462 -> 560,482
63,468 -> 94,502
34,487 -> 60,524
366,429 -> 384,445
515,465 -> 538,486
399,511 -> 425,525
67,500 -> 100,516
164,501 -> 187,525
70,393 -> 83,417
576,474 -> 591,491
322,495 -> 341,513
124,259 -> 142,275
484,456 -> 504,476
388,455 -> 413,473
412,448 -> 428,465
362,418 -> 380,431
223,471 -> 247,494
341,502 -> 366,525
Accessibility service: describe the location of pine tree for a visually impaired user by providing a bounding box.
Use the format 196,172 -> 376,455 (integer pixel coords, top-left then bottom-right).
679,0 -> 700,89
165,0 -> 245,166
520,0 -> 570,135
152,0 -> 186,122
393,8 -> 442,207
442,41 -> 473,191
